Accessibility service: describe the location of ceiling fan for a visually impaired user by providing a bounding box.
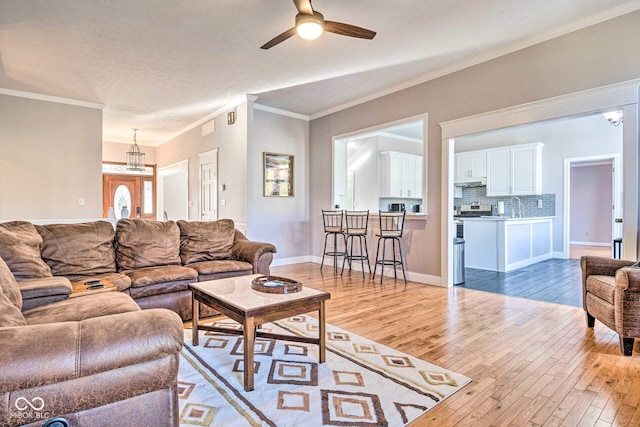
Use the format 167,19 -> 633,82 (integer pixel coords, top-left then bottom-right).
261,0 -> 376,49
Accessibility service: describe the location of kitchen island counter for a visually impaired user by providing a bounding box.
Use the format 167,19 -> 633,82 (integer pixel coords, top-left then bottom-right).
464,216 -> 553,272
465,216 -> 556,221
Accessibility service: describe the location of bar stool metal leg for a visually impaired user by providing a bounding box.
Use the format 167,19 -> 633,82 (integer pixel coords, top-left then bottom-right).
373,238 -> 381,280
396,237 -> 408,284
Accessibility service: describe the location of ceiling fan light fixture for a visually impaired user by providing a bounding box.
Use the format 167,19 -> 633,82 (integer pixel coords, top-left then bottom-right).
296,13 -> 324,40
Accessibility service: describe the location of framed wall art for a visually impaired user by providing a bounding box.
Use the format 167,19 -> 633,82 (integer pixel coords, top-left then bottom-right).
264,152 -> 294,197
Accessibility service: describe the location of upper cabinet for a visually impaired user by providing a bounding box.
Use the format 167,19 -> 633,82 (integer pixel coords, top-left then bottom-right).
455,151 -> 487,180
379,151 -> 423,198
486,143 -> 543,196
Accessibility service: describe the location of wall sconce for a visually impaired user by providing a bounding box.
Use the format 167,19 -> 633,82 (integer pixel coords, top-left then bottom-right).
227,111 -> 236,125
603,110 -> 623,127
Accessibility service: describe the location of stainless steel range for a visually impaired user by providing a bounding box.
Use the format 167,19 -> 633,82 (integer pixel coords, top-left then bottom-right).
455,203 -> 492,218
454,204 -> 492,238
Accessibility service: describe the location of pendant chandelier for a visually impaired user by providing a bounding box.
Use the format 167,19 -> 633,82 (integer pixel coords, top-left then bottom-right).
126,128 -> 146,171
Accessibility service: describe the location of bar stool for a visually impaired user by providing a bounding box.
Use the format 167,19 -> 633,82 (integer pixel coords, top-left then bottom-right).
321,209 -> 347,273
373,211 -> 407,284
341,210 -> 372,277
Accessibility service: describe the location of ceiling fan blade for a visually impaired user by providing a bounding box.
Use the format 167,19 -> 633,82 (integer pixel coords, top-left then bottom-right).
293,0 -> 314,15
261,27 -> 297,49
324,21 -> 376,39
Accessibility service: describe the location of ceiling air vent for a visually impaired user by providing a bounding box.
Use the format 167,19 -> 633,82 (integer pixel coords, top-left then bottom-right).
201,120 -> 215,136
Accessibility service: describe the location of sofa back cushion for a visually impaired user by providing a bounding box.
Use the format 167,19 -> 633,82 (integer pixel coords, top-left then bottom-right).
177,219 -> 235,264
35,221 -> 117,278
115,219 -> 181,270
0,221 -> 52,279
0,256 -> 22,310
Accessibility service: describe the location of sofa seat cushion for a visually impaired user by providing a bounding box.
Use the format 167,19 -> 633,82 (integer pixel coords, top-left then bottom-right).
36,221 -> 117,277
71,273 -> 132,292
586,275 -> 616,305
129,280 -> 194,299
0,256 -> 22,309
177,219 -> 235,264
189,260 -> 253,276
124,265 -> 198,288
0,221 -> 52,279
18,276 -> 72,301
23,292 -> 140,325
116,219 -> 181,270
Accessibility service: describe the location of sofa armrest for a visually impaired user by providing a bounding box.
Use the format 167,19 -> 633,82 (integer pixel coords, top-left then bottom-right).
18,276 -> 72,311
232,240 -> 277,275
0,309 -> 183,393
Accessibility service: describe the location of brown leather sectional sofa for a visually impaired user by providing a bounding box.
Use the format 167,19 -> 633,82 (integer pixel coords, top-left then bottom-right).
8,218 -> 276,320
0,218 -> 276,426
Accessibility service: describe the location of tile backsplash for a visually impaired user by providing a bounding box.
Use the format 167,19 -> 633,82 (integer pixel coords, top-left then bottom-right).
454,187 -> 556,217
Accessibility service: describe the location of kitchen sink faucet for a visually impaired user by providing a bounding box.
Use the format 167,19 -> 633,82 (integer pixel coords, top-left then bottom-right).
509,197 -> 523,218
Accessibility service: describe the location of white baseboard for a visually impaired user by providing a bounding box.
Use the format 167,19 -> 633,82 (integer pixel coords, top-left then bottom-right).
505,253 -> 553,271
569,241 -> 612,247
553,251 -> 567,259
308,256 -> 442,286
271,256 -> 315,267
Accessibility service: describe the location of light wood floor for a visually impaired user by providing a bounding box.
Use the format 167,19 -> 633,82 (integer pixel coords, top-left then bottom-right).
269,262 -> 640,427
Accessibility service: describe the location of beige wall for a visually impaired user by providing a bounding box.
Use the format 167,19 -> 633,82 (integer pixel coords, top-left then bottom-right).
155,102 -> 248,226
102,140 -> 157,164
309,11 -> 640,279
249,108 -> 310,260
0,95 -> 103,220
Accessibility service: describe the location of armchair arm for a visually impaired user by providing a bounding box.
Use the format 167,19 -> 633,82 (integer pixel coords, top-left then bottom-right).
232,239 -> 277,275
581,256 -> 633,285
614,267 -> 640,338
0,309 -> 183,393
581,256 -> 634,277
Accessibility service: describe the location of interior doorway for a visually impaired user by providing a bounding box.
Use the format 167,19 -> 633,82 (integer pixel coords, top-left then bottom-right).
103,174 -> 155,220
566,156 -> 620,259
157,159 -> 189,221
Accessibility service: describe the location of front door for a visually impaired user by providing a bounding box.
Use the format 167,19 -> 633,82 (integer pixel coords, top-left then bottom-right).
103,174 -> 155,220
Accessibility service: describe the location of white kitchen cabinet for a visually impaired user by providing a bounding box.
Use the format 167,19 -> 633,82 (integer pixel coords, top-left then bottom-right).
455,151 -> 486,180
414,155 -> 423,198
486,148 -> 511,196
379,151 -> 423,198
511,144 -> 542,195
486,143 -> 542,196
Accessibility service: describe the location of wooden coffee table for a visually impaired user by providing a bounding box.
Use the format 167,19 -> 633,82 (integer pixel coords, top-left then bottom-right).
189,274 -> 331,391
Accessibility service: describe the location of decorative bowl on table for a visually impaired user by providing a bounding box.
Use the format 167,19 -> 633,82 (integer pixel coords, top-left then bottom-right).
251,275 -> 303,294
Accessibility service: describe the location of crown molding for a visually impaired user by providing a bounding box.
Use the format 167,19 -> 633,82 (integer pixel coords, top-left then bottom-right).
253,103 -> 310,121
309,1 -> 640,121
0,88 -> 104,109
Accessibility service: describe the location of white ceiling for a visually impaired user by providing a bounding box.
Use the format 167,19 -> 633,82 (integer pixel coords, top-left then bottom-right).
1,0 -> 638,146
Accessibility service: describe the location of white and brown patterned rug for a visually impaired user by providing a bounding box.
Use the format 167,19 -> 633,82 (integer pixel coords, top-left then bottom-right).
178,315 -> 470,426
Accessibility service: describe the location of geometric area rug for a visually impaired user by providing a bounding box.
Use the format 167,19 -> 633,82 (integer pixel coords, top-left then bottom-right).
178,315 -> 471,426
